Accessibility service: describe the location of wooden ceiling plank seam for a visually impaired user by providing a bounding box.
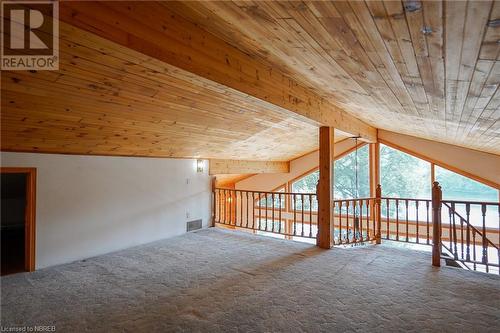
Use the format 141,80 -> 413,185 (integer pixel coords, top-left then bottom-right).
454,0 -> 494,138
292,1 -> 406,117
444,0 -> 467,138
347,1 -> 423,118
331,1 -> 419,117
421,0 -> 446,125
456,59 -> 496,140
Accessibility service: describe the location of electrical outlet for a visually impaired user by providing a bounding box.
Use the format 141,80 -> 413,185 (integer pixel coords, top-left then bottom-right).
186,211 -> 190,219
186,178 -> 190,185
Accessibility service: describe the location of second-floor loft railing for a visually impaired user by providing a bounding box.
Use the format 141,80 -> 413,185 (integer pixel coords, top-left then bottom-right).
213,188 -> 318,239
212,183 -> 499,275
333,198 -> 379,245
441,200 -> 499,274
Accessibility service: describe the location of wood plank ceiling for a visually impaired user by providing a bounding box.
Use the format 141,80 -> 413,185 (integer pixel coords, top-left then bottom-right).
170,0 -> 500,155
2,21 -> 344,160
1,0 -> 499,160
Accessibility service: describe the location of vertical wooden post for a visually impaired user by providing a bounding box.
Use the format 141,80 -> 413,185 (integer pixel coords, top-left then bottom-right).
211,177 -> 216,227
432,181 -> 442,267
375,184 -> 382,244
369,142 -> 380,198
317,126 -> 334,249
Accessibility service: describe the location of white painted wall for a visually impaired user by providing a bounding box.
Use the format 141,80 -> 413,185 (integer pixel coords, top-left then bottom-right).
1,152 -> 212,269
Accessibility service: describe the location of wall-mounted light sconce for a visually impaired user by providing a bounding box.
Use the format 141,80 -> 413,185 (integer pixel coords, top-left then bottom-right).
196,159 -> 204,173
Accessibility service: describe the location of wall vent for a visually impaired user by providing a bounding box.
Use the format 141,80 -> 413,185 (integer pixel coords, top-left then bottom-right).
186,219 -> 202,232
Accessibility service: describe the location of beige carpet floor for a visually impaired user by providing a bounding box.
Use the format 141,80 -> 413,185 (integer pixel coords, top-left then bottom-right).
1,228 -> 499,332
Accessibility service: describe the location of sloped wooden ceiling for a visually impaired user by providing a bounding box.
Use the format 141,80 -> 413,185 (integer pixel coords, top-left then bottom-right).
0,2 -> 353,160
1,22 -> 326,160
2,1 -> 498,160
170,0 -> 500,155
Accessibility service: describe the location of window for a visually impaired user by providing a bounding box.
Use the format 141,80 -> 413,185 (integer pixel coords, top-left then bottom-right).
257,186 -> 285,208
291,170 -> 318,194
435,166 -> 497,202
436,166 -> 498,228
291,171 -> 318,211
334,145 -> 369,199
380,144 -> 431,199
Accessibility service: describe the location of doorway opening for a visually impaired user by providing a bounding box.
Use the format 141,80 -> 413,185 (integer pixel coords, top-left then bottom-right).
1,168 -> 36,275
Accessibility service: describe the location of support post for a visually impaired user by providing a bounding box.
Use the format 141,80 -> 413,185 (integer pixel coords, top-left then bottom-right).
432,182 -> 442,267
375,184 -> 382,244
211,177 -> 216,227
317,127 -> 334,249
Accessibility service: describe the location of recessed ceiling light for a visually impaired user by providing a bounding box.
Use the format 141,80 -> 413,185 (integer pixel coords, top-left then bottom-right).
404,1 -> 421,12
421,26 -> 433,35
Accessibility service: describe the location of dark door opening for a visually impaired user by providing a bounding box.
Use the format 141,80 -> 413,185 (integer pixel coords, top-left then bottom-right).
1,173 -> 28,275
1,168 -> 36,273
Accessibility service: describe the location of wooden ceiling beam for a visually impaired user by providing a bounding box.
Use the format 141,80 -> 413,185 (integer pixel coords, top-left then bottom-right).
59,1 -> 377,142
209,159 -> 289,175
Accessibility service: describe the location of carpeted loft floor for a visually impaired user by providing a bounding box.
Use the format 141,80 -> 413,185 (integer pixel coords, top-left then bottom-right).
1,228 -> 499,332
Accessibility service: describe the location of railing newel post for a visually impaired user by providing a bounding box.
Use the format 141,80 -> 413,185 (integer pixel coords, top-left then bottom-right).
432,181 -> 442,267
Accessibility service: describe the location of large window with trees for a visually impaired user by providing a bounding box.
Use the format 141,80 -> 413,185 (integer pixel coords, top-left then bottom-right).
380,144 -> 431,199
334,144 -> 369,199
435,166 -> 497,202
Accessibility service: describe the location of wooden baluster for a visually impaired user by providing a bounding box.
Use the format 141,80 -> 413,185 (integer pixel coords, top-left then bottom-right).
452,203 -> 458,260
465,203 -> 470,261
415,201 -> 419,244
279,193 -> 282,234
271,193 -> 275,232
293,194 -> 297,236
405,199 -> 409,242
448,207 -> 452,251
235,190 -> 238,226
218,190 -> 222,224
338,201 -> 342,244
395,199 -> 399,241
258,193 -> 262,230
231,190 -> 235,225
309,194 -> 313,238
360,200 -> 364,241
224,190 -> 228,225
240,191 -> 243,227
376,185 -> 382,243
246,191 -> 249,228
460,214 -> 464,261
301,194 -> 305,237
355,200 -> 359,243
386,199 -> 390,240
472,230 -> 477,270
252,192 -> 255,229
481,204 -> 488,271
346,200 -> 350,243
426,200 -> 430,245
265,194 -> 269,231
365,199 -> 369,240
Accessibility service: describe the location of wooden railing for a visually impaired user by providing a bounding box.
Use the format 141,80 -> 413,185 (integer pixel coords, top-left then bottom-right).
212,183 -> 499,274
333,198 -> 379,245
379,197 -> 432,245
440,200 -> 499,274
213,188 -> 317,239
